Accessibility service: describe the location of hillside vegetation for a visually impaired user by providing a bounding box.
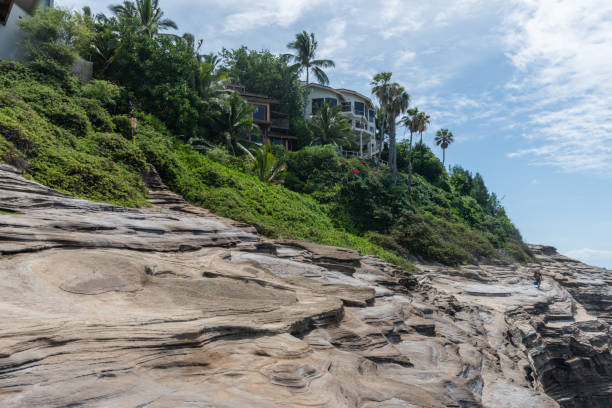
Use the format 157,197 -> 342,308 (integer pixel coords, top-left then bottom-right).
0,5 -> 532,268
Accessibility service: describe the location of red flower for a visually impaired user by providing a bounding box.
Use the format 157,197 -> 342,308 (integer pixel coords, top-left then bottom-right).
350,169 -> 360,174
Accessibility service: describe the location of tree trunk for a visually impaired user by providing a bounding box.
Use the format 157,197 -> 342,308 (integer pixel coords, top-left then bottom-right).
443,148 -> 446,165
303,67 -> 309,117
407,131 -> 414,192
390,119 -> 397,181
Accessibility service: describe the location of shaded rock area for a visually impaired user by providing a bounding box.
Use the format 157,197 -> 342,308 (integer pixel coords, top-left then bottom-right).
0,164 -> 609,407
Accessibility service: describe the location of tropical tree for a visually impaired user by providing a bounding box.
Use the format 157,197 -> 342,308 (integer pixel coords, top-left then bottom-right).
415,111 -> 431,146
434,128 -> 454,165
251,144 -> 287,183
88,26 -> 120,74
109,0 -> 177,38
195,54 -> 228,110
371,72 -> 409,181
400,107 -> 420,189
284,31 -> 335,86
415,111 -> 431,174
211,92 -> 259,158
284,31 -> 334,117
308,102 -> 355,147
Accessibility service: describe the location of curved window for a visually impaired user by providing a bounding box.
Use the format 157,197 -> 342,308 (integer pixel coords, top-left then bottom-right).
354,101 -> 365,116
368,109 -> 375,123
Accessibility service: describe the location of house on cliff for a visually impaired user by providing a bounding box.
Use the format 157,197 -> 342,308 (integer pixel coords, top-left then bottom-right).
303,83 -> 378,156
225,83 -> 297,150
0,0 -> 53,61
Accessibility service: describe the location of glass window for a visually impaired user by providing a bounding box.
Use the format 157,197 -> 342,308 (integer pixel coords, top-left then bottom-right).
325,98 -> 338,107
354,101 -> 365,116
341,102 -> 351,112
272,138 -> 284,145
311,98 -> 324,114
368,109 -> 375,123
253,104 -> 267,121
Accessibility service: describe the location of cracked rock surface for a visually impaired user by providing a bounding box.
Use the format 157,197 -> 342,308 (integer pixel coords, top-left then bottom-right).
0,164 -> 609,407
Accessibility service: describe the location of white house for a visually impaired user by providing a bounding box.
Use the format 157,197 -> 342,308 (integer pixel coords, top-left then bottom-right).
0,0 -> 54,61
303,83 -> 378,156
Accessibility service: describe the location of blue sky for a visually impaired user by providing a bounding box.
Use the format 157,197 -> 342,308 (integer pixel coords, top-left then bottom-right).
60,0 -> 612,269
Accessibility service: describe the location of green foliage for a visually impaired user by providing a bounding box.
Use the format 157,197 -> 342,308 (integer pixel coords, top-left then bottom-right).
81,80 -> 122,109
0,62 -> 147,206
104,33 -> 201,138
251,144 -> 287,183
284,145 -> 531,265
19,7 -> 93,80
77,98 -> 115,132
220,46 -> 304,123
309,103 -> 355,147
398,142 -> 446,185
209,92 -> 258,156
385,211 -> 498,265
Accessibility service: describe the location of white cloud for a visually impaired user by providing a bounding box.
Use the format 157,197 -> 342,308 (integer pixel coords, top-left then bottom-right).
503,0 -> 612,175
319,18 -> 348,58
394,50 -> 416,68
221,0 -> 326,33
565,248 -> 612,269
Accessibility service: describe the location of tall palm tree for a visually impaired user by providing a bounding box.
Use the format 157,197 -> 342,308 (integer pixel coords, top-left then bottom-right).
284,31 -> 335,86
434,128 -> 454,165
371,72 -> 409,181
212,92 -> 259,159
415,111 -> 431,173
284,31 -> 334,116
109,0 -> 177,38
400,107 -> 420,191
309,102 -> 354,147
416,111 -> 431,146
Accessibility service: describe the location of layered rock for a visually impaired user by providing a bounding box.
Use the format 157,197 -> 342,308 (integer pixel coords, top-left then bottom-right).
0,165 -> 609,407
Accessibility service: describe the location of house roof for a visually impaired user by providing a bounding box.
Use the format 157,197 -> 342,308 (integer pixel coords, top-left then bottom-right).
301,83 -> 347,101
335,88 -> 375,109
302,82 -> 374,108
225,84 -> 280,105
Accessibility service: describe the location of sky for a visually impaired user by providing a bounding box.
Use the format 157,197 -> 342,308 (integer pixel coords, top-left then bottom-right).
58,0 -> 612,269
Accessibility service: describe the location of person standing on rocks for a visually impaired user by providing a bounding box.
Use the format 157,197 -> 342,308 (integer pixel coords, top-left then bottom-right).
533,268 -> 543,289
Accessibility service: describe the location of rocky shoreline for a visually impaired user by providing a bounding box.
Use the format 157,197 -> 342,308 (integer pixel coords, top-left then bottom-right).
0,164 -> 609,407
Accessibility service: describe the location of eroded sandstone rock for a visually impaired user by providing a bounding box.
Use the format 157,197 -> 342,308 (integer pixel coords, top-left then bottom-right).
0,166 -> 608,407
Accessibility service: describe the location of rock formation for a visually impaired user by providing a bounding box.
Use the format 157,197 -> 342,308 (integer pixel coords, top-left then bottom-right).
0,164 -> 609,407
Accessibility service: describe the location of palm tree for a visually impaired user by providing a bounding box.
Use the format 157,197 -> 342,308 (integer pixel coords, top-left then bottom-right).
195,55 -> 228,109
284,31 -> 335,86
415,111 -> 431,173
251,144 -> 287,183
212,92 -> 259,159
284,31 -> 334,116
309,102 -> 354,147
109,0 -> 177,38
400,107 -> 420,190
416,111 -> 431,146
89,28 -> 120,74
434,128 -> 454,165
371,72 -> 409,181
